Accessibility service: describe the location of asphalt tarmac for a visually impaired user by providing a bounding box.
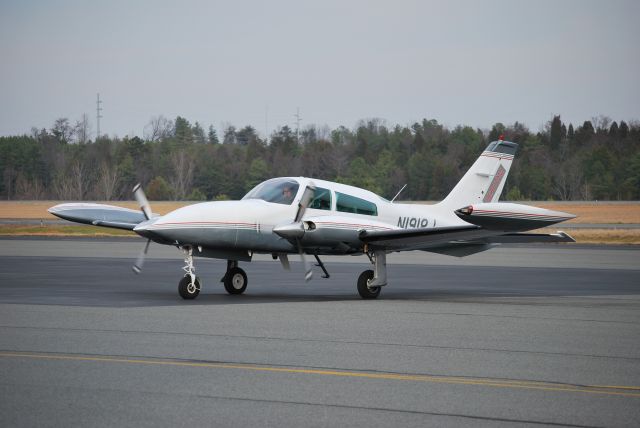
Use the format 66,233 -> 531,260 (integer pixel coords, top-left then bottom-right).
1,238 -> 639,427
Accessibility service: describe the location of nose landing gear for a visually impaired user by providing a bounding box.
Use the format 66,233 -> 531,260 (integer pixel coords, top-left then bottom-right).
178,246 -> 200,300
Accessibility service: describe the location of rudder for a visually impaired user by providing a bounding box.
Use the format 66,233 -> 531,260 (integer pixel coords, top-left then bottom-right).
438,140 -> 518,210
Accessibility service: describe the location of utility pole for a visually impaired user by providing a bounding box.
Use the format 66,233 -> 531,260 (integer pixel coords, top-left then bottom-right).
96,93 -> 103,140
294,107 -> 301,143
265,104 -> 269,143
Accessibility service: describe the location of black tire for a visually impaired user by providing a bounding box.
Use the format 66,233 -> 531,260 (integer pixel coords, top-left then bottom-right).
178,275 -> 200,300
224,267 -> 248,295
357,269 -> 380,299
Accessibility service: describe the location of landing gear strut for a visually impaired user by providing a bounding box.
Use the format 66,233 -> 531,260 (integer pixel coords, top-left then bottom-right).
221,260 -> 248,295
178,246 -> 200,299
357,250 -> 387,299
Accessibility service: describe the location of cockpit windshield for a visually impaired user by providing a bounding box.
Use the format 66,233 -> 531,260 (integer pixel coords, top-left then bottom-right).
242,178 -> 300,205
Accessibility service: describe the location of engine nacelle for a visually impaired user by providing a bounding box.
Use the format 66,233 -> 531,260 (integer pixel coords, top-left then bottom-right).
455,203 -> 576,231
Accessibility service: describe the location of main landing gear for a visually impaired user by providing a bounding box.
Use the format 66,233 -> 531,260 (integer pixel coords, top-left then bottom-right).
221,260 -> 248,295
357,250 -> 387,299
177,247 -> 247,300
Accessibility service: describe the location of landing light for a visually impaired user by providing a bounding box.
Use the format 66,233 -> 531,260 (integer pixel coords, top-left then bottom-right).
458,205 -> 474,215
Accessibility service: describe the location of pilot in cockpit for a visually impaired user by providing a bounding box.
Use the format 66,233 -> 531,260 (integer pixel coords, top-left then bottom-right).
281,185 -> 295,204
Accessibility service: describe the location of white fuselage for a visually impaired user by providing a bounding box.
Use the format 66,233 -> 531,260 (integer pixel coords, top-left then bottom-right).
133,177 -> 466,257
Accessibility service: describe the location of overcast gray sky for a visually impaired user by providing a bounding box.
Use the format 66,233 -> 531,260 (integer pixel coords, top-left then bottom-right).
1,0 -> 638,138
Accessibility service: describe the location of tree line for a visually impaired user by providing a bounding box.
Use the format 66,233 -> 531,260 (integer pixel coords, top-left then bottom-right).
1,114 -> 639,201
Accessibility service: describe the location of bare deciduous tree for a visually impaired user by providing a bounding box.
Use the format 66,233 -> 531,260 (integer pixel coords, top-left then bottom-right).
169,150 -> 195,200
144,115 -> 173,142
15,173 -> 46,200
95,162 -> 120,200
52,173 -> 74,200
51,118 -> 75,143
71,161 -> 88,200
591,115 -> 612,133
53,161 -> 89,200
74,113 -> 91,144
3,165 -> 17,200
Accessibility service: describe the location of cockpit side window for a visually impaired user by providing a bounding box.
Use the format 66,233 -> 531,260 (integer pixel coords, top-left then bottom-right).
309,187 -> 332,210
242,178 -> 300,205
335,192 -> 378,216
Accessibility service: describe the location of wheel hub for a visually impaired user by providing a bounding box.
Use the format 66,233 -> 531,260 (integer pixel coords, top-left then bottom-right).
232,273 -> 244,289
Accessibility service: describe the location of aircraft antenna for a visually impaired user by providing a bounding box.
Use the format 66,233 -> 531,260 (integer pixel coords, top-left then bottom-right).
390,184 -> 407,203
96,93 -> 103,140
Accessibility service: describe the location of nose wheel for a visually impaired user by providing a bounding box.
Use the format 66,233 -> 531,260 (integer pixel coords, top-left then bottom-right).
178,246 -> 201,300
178,275 -> 201,299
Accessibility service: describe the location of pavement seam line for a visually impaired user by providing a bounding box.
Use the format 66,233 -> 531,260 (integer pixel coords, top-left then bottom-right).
1,351 -> 639,398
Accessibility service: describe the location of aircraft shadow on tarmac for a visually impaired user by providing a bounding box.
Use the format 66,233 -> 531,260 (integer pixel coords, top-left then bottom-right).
1,257 -> 639,308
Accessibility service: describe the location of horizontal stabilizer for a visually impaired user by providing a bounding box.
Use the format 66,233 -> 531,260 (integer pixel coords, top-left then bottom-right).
48,203 -> 152,231
455,202 -> 576,232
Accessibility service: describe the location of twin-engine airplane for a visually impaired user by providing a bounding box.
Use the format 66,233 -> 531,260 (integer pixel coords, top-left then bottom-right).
49,139 -> 576,300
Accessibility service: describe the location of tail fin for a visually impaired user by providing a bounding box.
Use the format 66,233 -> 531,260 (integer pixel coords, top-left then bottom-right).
439,140 -> 518,210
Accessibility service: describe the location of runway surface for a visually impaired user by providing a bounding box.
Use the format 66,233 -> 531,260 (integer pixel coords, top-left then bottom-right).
1,239 -> 639,427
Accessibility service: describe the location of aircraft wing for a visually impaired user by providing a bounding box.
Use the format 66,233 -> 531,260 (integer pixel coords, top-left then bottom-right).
48,203 -> 150,231
360,227 -> 575,253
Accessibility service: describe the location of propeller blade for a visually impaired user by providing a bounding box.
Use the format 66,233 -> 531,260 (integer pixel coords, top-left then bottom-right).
132,239 -> 151,274
279,254 -> 291,271
297,238 -> 313,281
133,183 -> 152,220
294,182 -> 316,223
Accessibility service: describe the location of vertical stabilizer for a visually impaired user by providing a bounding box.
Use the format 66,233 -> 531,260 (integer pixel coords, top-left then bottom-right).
438,140 -> 518,210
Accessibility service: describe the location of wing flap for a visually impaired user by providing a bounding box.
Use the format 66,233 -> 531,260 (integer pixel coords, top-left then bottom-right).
484,231 -> 576,244
359,225 -> 483,251
91,220 -> 141,230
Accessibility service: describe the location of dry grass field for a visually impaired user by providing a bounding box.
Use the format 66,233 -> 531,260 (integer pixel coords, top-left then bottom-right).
0,225 -> 135,237
1,200 -> 639,243
1,200 -> 639,223
533,201 -> 640,224
538,228 -> 640,245
0,201 -> 192,219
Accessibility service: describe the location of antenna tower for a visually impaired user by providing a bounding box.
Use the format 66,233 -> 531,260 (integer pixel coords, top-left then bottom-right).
96,93 -> 103,140
294,107 -> 302,142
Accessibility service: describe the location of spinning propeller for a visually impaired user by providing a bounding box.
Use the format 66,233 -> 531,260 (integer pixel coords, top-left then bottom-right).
273,182 -> 316,281
132,183 -> 152,274
133,183 -> 152,220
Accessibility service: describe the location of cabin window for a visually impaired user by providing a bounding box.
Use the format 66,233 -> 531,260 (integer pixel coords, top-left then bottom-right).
309,187 -> 332,210
336,192 -> 377,216
242,178 -> 299,205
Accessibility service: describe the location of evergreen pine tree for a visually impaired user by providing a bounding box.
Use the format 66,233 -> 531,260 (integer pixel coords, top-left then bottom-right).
550,115 -> 562,149
208,125 -> 219,144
